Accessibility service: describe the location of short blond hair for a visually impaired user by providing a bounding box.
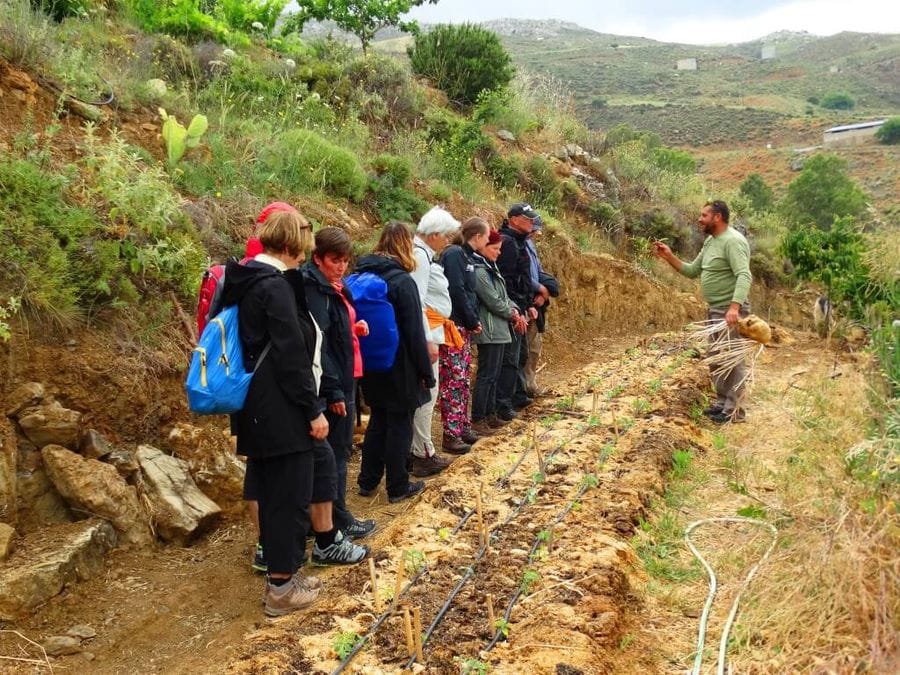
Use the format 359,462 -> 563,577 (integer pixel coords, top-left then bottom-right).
258,209 -> 312,258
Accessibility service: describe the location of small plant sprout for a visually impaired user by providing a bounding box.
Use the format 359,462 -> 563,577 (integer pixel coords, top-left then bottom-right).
332,631 -> 361,660
530,545 -> 549,563
159,108 -> 208,167
537,529 -> 552,542
689,401 -> 704,423
493,617 -> 511,638
606,384 -> 625,400
580,473 -> 599,489
670,449 -> 692,480
404,549 -> 426,576
630,398 -> 650,417
712,431 -> 728,451
458,657 -> 490,675
525,487 -> 538,504
532,471 -> 545,484
626,346 -> 641,358
570,499 -> 582,512
648,378 -> 662,395
554,394 -> 576,411
437,527 -> 450,542
520,568 -> 541,594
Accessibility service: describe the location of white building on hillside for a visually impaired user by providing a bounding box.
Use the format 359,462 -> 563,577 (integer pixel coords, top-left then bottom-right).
823,120 -> 886,147
676,58 -> 697,71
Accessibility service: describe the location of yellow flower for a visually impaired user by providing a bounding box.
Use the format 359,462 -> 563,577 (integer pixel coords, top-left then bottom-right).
215,191 -> 222,198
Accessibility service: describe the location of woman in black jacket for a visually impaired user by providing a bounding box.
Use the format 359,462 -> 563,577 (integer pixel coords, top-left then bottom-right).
303,227 -> 376,540
222,209 -> 365,617
355,222 -> 434,503
438,216 -> 490,448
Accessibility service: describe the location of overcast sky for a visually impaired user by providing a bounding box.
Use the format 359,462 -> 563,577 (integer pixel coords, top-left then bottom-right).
407,0 -> 900,44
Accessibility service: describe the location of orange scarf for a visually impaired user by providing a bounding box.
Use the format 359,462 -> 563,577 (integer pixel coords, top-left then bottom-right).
425,307 -> 464,349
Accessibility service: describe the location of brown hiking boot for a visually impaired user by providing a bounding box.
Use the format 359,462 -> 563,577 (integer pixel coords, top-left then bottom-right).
411,454 -> 451,477
264,574 -> 320,616
460,429 -> 480,445
470,421 -> 493,437
442,434 -> 471,455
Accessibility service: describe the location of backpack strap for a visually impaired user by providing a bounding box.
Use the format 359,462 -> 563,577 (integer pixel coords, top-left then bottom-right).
253,341 -> 271,373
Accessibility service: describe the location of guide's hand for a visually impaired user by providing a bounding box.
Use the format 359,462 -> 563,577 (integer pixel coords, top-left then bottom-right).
309,413 -> 329,440
652,241 -> 671,257
427,341 -> 439,363
328,401 -> 347,417
725,305 -> 740,326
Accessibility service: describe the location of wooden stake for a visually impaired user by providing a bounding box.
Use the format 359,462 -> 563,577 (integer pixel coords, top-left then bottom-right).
403,607 -> 415,657
591,391 -> 599,417
486,594 -> 496,634
547,526 -> 555,553
482,523 -> 490,552
369,558 -> 382,614
392,561 -> 405,612
475,485 -> 484,537
413,606 -> 424,662
612,413 -> 619,439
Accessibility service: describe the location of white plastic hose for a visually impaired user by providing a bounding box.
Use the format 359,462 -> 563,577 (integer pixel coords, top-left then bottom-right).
685,517 -> 778,675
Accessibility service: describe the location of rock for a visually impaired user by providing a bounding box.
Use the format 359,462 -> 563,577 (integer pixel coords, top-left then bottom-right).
104,449 -> 141,484
790,156 -> 805,171
0,522 -> 15,560
17,468 -> 72,527
66,624 -> 97,640
64,99 -> 105,123
0,417 -> 16,524
17,402 -> 82,450
4,68 -> 38,94
43,635 -> 82,657
4,381 -> 45,417
496,129 -> 516,142
0,520 -> 116,620
166,424 -> 245,508
42,445 -> 152,547
553,146 -> 570,161
144,78 -> 167,98
136,445 -> 221,544
79,429 -> 114,460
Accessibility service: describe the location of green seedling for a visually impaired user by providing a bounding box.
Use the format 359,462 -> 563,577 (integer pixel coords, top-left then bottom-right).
532,472 -> 545,484
580,473 -> 599,489
619,633 -> 635,650
525,487 -> 538,504
536,529 -> 552,542
403,548 -> 426,575
437,527 -> 450,542
632,398 -> 651,416
670,449 -> 692,480
606,384 -> 625,400
570,499 -> 582,511
737,505 -> 767,519
530,545 -> 549,563
159,107 -> 208,166
540,413 -> 562,427
493,618 -> 510,638
712,431 -> 727,451
648,378 -> 662,395
458,657 -> 490,675
520,568 -> 541,594
689,401 -> 704,423
554,394 -> 576,411
332,631 -> 361,660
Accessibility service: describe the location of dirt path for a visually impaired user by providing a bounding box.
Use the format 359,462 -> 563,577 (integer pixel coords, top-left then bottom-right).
4,332 -> 857,674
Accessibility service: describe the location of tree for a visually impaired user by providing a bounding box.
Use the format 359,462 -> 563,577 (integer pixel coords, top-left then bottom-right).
288,0 -> 438,54
875,117 -> 900,145
780,154 -> 867,230
408,23 -> 513,106
739,173 -> 774,213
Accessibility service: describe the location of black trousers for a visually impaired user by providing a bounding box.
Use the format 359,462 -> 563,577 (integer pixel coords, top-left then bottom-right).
496,330 -> 522,414
326,401 -> 355,529
249,452 -> 313,576
472,342 -> 505,421
358,406 -> 414,498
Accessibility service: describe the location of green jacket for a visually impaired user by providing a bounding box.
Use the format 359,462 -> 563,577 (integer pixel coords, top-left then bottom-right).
472,253 -> 515,345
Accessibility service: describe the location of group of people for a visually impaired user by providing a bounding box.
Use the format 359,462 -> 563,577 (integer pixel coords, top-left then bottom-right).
222,201 -> 556,617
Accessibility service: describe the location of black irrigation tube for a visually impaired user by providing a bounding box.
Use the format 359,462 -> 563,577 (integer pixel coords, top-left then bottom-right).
333,350 -> 679,673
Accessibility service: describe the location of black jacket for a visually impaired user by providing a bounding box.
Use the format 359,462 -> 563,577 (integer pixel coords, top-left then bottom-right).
302,261 -> 355,406
497,223 -> 535,314
441,242 -> 481,330
536,269 -> 560,332
354,254 -> 434,411
221,259 -> 323,458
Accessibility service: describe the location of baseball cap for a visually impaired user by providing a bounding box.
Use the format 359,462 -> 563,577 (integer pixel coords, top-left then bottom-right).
507,203 -> 540,220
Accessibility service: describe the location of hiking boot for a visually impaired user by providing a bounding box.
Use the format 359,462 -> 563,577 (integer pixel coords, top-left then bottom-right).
442,435 -> 471,455
342,518 -> 376,540
497,408 -> 517,422
513,397 -> 534,411
709,409 -> 746,424
264,574 -> 320,616
470,421 -> 494,437
412,454 -> 451,477
486,415 -> 505,429
312,530 -> 369,566
251,543 -> 267,574
527,387 -> 547,398
358,485 -> 377,497
460,429 -> 480,445
703,404 -> 724,417
388,480 -> 425,503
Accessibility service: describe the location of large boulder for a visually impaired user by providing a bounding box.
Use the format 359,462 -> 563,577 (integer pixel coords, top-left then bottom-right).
79,429 -> 114,461
4,381 -> 45,417
17,402 -> 82,449
0,416 -> 16,524
41,445 -> 152,547
0,520 -> 115,620
16,467 -> 72,528
136,445 -> 221,544
166,423 -> 245,509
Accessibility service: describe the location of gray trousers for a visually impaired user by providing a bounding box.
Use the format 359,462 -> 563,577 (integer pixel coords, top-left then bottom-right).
411,359 -> 440,458
523,320 -> 543,394
707,304 -> 750,414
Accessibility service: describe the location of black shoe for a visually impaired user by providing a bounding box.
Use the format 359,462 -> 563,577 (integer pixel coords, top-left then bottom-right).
513,397 -> 534,410
703,404 -> 724,417
251,543 -> 267,573
358,486 -> 376,497
497,408 -> 518,422
342,519 -> 376,540
388,480 -> 425,503
460,429 -> 480,445
709,409 -> 746,424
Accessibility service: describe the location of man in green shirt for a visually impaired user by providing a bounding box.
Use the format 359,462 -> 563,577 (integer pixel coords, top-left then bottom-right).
653,200 -> 752,423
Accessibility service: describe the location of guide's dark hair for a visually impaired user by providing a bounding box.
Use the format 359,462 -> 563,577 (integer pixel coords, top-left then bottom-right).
705,200 -> 730,223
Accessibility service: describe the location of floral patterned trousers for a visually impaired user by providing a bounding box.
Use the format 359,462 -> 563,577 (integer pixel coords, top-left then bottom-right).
439,327 -> 472,438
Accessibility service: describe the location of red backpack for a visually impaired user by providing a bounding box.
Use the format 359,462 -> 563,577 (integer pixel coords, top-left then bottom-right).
196,263 -> 226,337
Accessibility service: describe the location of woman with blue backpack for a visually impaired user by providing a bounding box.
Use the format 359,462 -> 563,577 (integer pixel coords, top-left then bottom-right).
220,209 -> 367,617
302,227 -> 377,541
351,222 -> 435,503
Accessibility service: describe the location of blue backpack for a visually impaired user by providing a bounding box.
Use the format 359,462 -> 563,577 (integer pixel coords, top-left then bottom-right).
345,271 -> 401,372
185,304 -> 270,414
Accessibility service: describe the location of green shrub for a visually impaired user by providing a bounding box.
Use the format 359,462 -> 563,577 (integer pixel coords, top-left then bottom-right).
820,92 -> 855,110
587,201 -> 620,232
651,146 -> 696,175
30,0 -> 94,21
408,23 -> 514,106
0,0 -> 54,68
124,0 -> 231,42
368,154 -> 427,223
473,87 -> 537,138
780,154 -> 867,230
215,0 -> 288,34
522,156 -> 562,212
739,173 -> 775,213
875,117 -> 900,145
260,129 -> 367,202
484,152 -> 522,190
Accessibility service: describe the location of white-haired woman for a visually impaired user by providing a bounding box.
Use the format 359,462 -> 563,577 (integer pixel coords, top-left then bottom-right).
409,206 -> 462,476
